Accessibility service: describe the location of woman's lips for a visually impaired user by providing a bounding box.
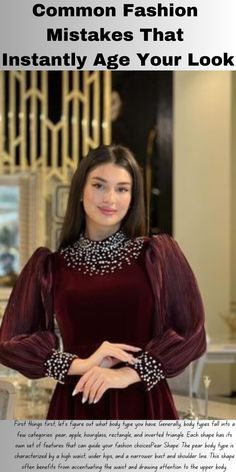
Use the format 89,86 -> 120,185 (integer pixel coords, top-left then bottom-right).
98,207 -> 117,216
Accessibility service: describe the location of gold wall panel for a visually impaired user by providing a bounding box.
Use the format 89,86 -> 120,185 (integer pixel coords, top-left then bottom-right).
0,71 -> 111,183
0,71 -> 111,249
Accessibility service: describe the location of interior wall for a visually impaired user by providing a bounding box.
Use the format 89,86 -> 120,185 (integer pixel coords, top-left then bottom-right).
174,72 -> 232,394
231,73 -> 236,393
231,74 -> 236,308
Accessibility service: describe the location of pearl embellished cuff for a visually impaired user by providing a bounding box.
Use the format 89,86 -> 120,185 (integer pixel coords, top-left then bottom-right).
130,351 -> 165,391
44,349 -> 78,384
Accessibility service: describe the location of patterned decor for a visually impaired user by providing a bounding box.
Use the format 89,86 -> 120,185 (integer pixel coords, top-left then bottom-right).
0,71 -> 111,249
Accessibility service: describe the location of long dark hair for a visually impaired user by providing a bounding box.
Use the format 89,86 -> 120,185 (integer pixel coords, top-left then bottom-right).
59,144 -> 146,248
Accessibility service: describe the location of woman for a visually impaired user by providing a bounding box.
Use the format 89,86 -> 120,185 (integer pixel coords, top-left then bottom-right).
0,144 -> 206,419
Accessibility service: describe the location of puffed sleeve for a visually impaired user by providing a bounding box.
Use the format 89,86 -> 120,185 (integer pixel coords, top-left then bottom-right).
131,235 -> 206,391
0,247 -> 59,379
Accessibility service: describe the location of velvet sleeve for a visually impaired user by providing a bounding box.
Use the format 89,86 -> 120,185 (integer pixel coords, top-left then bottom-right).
144,234 -> 207,378
0,247 -> 59,379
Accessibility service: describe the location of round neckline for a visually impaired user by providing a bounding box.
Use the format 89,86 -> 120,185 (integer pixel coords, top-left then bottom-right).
80,229 -> 125,244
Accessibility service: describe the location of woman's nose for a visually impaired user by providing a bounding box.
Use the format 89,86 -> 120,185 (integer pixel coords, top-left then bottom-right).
103,189 -> 116,204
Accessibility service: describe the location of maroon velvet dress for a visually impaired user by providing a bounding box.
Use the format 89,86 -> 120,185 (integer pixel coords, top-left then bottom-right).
0,234 -> 206,419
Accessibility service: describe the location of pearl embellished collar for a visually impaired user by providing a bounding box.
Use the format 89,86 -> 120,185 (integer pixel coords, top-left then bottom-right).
59,230 -> 144,276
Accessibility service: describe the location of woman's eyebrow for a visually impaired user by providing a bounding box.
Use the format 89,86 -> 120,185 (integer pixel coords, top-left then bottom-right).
91,176 -> 131,185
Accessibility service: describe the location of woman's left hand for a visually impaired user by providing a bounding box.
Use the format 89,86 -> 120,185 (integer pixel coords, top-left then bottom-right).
72,366 -> 140,404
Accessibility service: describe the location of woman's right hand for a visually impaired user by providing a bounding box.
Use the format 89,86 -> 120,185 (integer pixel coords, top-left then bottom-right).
88,341 -> 141,369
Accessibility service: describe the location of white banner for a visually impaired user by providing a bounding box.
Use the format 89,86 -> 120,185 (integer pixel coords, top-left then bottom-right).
1,420 -> 236,471
0,1 -> 236,70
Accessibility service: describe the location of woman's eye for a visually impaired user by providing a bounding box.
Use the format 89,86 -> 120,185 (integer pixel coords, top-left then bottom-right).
92,183 -> 104,189
117,187 -> 129,193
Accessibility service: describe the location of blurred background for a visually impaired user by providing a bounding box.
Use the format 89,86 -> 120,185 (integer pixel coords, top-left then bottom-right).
0,71 -> 235,419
